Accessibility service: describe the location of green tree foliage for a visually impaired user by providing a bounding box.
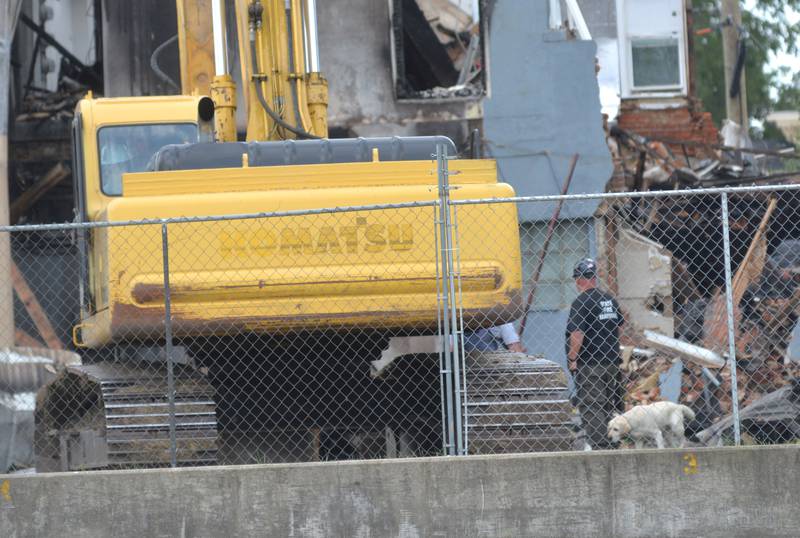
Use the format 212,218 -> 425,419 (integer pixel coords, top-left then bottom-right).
774,72 -> 800,110
692,0 -> 800,131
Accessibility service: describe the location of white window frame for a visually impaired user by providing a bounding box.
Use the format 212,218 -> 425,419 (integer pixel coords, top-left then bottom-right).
616,0 -> 689,99
549,0 -> 592,40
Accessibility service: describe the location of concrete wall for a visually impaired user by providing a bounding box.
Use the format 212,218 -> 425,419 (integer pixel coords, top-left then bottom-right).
2,446 -> 798,537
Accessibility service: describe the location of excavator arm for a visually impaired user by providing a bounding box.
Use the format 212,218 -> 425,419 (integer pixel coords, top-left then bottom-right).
176,0 -> 328,141
176,0 -> 215,97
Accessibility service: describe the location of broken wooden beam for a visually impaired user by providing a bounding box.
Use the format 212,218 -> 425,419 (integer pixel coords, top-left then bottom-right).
14,327 -> 45,348
732,197 -> 778,299
704,197 -> 777,351
10,161 -> 70,224
11,261 -> 64,350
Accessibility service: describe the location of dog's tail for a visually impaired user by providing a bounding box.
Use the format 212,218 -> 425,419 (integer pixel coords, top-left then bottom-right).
679,404 -> 696,422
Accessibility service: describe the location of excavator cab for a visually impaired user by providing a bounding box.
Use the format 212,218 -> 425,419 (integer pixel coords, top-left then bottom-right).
70,94 -> 215,321
72,95 -> 214,221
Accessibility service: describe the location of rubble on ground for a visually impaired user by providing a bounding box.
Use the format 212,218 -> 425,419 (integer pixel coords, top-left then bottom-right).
603,121 -> 800,444
0,348 -> 81,472
620,237 -> 800,445
608,123 -> 799,191
696,378 -> 800,446
16,83 -> 85,122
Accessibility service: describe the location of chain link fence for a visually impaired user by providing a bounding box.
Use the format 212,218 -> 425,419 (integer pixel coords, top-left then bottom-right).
2,168 -> 800,473
456,184 -> 800,453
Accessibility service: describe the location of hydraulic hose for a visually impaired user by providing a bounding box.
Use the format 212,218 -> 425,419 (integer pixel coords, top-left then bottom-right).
150,35 -> 180,91
250,30 -> 319,139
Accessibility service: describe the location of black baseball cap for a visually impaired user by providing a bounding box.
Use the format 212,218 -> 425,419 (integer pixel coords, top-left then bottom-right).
572,258 -> 597,279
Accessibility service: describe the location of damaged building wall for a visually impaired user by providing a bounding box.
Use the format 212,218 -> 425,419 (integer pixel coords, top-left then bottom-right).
616,101 -> 718,154
482,1 -> 613,366
8,0 -> 103,223
102,0 -> 181,97
8,0 -> 97,100
482,1 -> 613,220
570,0 -> 720,153
614,227 -> 674,337
316,0 -> 480,142
100,0 -> 482,143
40,0 -> 97,91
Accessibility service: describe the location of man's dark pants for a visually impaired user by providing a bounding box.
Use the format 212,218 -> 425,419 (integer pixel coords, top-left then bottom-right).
574,362 -> 624,449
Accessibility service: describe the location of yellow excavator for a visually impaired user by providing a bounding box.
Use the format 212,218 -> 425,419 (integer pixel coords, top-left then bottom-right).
35,0 -> 573,470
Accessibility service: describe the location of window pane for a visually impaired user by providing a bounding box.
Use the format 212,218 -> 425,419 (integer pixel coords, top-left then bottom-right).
631,38 -> 680,88
98,123 -> 199,196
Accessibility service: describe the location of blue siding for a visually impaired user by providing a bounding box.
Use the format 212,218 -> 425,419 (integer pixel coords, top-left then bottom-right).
484,1 -> 614,223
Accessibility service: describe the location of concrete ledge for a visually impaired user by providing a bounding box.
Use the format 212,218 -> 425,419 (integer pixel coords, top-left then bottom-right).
1,445 -> 798,537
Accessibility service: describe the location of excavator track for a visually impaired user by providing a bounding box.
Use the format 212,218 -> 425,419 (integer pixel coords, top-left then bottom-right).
35,362 -> 218,471
464,351 -> 575,454
34,351 -> 573,470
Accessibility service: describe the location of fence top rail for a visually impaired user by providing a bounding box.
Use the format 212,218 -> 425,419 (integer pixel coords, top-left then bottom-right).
450,182 -> 800,206
4,183 -> 800,232
0,200 -> 440,233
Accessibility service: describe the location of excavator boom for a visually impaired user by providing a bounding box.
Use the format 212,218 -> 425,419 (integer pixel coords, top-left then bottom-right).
176,0 -> 328,141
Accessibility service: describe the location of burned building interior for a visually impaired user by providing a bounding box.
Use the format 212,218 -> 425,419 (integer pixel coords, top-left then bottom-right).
391,0 -> 486,100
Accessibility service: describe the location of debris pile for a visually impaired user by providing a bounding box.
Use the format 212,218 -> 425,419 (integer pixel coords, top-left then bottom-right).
16,81 -> 85,123
714,244 -> 800,431
695,378 -> 800,446
615,229 -> 800,444
602,118 -> 800,444
609,121 -> 800,191
621,350 -> 669,406
0,347 -> 81,473
689,252 -> 799,443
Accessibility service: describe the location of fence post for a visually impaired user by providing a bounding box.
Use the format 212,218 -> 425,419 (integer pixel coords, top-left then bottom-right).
161,222 -> 178,467
436,143 -> 464,455
433,202 -> 451,455
451,202 -> 469,455
720,192 -> 742,446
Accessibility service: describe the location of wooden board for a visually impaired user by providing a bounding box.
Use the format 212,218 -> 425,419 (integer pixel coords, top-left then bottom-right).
11,261 -> 63,349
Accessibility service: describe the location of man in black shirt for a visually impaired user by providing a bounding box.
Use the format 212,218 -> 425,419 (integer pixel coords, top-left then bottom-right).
565,258 -> 625,449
